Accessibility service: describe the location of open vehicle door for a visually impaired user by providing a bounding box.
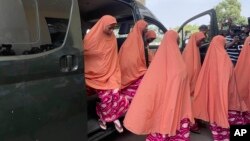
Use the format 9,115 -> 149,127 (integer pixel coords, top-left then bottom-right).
0,0 -> 87,140
178,9 -> 219,63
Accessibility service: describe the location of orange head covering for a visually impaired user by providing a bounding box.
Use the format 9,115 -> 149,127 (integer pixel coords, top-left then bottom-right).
119,20 -> 148,89
124,30 -> 193,136
235,37 -> 250,110
83,15 -> 121,90
145,30 -> 156,41
182,32 -> 205,96
192,35 -> 241,128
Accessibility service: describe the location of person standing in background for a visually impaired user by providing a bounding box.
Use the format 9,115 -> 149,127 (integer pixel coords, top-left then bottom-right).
198,25 -> 209,36
225,27 -> 242,66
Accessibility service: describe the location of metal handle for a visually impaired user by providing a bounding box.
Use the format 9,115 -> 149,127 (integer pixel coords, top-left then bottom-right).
60,55 -> 78,72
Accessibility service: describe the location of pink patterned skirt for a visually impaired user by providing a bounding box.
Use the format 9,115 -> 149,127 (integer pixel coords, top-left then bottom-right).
242,111 -> 250,124
209,123 -> 229,141
121,77 -> 143,104
228,110 -> 245,125
96,89 -> 129,122
146,118 -> 191,141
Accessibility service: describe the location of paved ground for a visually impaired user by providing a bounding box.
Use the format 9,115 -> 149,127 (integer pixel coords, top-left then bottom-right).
100,127 -> 213,141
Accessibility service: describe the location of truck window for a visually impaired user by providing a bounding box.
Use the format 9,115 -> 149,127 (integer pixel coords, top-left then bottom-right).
0,0 -> 72,56
179,15 -> 211,49
178,9 -> 219,64
0,0 -> 38,44
45,18 -> 69,48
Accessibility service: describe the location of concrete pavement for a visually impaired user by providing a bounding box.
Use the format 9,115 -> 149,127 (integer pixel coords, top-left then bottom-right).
100,128 -> 213,141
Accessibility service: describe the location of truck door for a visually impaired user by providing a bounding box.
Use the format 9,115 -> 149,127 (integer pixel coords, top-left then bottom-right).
0,0 -> 87,140
178,9 -> 219,63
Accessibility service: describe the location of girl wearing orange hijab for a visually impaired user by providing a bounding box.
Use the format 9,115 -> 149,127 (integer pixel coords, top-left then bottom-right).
192,35 -> 242,140
145,30 -> 157,65
124,30 -> 193,141
182,32 -> 205,97
182,32 -> 206,133
235,36 -> 250,124
83,15 -> 129,133
119,20 -> 148,104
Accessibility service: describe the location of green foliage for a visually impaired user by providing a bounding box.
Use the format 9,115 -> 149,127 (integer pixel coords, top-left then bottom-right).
183,24 -> 199,33
174,24 -> 199,34
215,0 -> 247,25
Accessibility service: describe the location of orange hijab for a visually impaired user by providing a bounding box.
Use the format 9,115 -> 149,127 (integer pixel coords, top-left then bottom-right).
192,35 -> 240,128
235,37 -> 250,110
124,30 -> 193,136
145,30 -> 156,41
146,30 -> 157,64
119,20 -> 148,89
83,15 -> 121,90
182,32 -> 205,96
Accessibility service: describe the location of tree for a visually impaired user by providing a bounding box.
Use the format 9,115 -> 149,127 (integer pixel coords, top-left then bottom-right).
173,24 -> 200,34
173,24 -> 200,45
215,0 -> 247,25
